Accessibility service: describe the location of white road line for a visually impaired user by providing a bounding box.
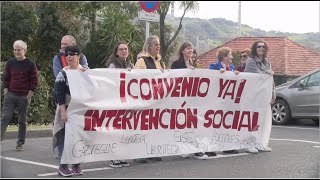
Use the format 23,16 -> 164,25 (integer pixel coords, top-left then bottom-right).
312,146 -> 320,148
208,153 -> 250,159
37,167 -> 113,177
272,126 -> 319,131
270,138 -> 320,144
0,156 -> 59,169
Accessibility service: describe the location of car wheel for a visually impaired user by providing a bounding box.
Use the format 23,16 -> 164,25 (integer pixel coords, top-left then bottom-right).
312,119 -> 319,126
272,99 -> 291,125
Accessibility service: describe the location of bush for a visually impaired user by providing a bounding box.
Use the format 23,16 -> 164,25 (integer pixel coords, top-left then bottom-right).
27,71 -> 55,125
0,67 -> 55,125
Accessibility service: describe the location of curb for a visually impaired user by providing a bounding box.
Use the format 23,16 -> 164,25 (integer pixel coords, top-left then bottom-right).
3,129 -> 52,140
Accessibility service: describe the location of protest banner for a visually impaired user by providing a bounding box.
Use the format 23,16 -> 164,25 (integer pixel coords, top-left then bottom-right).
60,69 -> 272,164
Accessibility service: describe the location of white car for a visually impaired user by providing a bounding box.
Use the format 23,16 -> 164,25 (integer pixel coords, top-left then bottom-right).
272,68 -> 320,125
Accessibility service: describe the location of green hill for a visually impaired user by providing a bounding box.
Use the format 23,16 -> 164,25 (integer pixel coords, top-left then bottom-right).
172,17 -> 320,55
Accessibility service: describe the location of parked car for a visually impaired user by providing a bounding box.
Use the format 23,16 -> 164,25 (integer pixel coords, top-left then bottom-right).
272,68 -> 320,125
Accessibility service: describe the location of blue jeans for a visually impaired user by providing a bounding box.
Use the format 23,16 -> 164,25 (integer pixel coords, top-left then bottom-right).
58,143 -> 64,158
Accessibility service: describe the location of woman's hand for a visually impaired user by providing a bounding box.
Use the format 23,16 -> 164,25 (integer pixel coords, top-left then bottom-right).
234,70 -> 240,75
79,67 -> 88,72
220,68 -> 226,73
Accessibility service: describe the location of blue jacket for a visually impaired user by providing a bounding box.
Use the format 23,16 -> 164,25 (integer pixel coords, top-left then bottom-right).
209,61 -> 236,71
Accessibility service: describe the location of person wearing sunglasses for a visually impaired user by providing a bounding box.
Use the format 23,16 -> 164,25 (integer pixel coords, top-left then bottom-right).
236,48 -> 251,72
53,35 -> 89,78
53,45 -> 86,177
244,40 -> 274,153
52,35 -> 89,160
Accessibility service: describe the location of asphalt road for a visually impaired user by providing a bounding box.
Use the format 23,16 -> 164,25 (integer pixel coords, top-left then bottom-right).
1,119 -> 319,178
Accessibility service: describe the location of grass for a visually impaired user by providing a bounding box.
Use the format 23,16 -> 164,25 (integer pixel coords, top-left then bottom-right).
6,124 -> 52,132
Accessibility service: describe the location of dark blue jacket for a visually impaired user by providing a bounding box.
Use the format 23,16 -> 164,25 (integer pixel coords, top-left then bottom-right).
209,60 -> 236,71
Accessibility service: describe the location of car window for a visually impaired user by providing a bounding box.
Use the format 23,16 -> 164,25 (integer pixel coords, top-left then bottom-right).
306,71 -> 320,87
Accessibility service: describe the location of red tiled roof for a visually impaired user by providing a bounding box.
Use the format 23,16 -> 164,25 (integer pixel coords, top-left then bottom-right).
198,37 -> 320,76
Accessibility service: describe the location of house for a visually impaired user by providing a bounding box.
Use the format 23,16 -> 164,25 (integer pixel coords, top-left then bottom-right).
197,37 -> 320,85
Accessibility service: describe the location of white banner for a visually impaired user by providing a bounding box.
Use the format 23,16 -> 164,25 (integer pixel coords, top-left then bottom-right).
60,69 -> 273,164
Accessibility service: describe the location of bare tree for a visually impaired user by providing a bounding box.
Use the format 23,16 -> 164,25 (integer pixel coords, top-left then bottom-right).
158,1 -> 199,64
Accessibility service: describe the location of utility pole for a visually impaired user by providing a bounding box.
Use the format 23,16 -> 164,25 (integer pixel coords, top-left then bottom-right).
238,1 -> 241,37
146,21 -> 150,41
196,35 -> 199,50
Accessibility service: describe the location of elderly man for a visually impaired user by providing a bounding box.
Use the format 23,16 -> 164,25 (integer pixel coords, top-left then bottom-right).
1,40 -> 38,151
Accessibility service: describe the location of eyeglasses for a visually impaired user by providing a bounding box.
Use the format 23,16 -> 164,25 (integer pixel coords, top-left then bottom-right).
65,52 -> 79,56
240,55 -> 247,58
118,48 -> 128,51
257,45 -> 266,49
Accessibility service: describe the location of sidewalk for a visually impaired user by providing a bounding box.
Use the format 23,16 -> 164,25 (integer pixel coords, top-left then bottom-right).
3,128 -> 52,140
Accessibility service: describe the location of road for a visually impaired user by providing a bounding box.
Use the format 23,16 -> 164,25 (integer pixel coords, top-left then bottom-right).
1,119 -> 319,178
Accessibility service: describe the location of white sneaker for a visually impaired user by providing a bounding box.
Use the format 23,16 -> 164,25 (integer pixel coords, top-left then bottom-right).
246,147 -> 258,153
194,152 -> 208,160
260,146 -> 272,152
181,154 -> 192,158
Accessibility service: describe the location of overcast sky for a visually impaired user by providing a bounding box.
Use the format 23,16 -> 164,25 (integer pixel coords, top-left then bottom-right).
173,1 -> 319,34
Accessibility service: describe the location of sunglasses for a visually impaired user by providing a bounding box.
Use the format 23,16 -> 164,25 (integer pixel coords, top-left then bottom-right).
65,52 -> 79,56
240,55 -> 247,58
257,45 -> 266,49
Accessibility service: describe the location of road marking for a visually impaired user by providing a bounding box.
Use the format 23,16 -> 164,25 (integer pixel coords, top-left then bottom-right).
0,155 -> 114,177
208,153 -> 250,159
37,167 -> 113,177
272,126 -> 319,131
270,138 -> 320,144
312,146 -> 320,148
0,156 -> 59,169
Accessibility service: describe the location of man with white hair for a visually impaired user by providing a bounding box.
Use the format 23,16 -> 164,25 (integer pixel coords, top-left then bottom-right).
1,40 -> 38,151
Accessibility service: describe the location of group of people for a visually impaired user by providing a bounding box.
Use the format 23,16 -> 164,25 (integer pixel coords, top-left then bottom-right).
1,34 -> 275,177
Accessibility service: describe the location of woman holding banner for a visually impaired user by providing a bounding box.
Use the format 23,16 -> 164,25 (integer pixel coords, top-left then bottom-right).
171,41 -> 209,160
53,45 -> 85,177
207,47 -> 241,155
244,40 -> 274,152
105,42 -> 132,168
134,35 -> 164,163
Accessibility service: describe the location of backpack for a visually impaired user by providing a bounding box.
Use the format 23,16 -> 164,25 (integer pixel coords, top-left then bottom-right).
141,56 -> 165,69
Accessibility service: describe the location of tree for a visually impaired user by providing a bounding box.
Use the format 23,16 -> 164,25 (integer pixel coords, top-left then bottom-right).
1,2 -> 86,124
85,2 -> 144,68
1,2 -> 38,61
157,1 -> 199,64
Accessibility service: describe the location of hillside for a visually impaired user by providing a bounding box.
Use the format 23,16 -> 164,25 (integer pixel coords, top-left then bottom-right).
171,17 -> 320,55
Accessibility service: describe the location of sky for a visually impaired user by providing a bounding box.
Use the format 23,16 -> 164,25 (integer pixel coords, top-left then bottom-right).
173,1 -> 319,34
